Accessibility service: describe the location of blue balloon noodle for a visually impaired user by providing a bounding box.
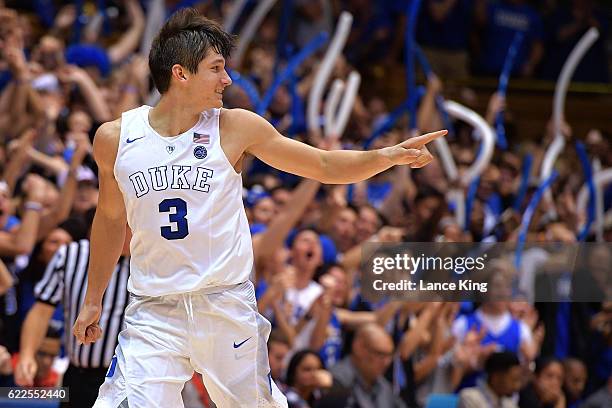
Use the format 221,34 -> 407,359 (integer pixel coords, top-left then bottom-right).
287,73 -> 305,137
363,100 -> 410,149
405,0 -> 422,130
498,32 -> 524,95
362,87 -> 426,150
464,141 -> 484,231
465,176 -> 480,231
35,0 -> 56,28
274,0 -> 294,76
513,154 -> 533,211
495,32 -> 524,150
256,32 -> 328,115
63,146 -> 75,164
515,170 -> 558,269
73,0 -> 85,43
495,113 -> 509,150
413,43 -> 432,78
576,142 -> 596,241
227,68 -> 261,108
347,183 -> 354,203
96,0 -> 110,36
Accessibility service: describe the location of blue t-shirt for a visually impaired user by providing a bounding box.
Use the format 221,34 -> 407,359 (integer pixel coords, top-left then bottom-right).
344,2 -> 393,64
319,311 -> 343,368
417,0 -> 474,51
367,181 -> 393,209
479,1 -> 544,75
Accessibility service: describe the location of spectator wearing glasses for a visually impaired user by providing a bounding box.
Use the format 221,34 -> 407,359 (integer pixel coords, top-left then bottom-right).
329,323 -> 406,408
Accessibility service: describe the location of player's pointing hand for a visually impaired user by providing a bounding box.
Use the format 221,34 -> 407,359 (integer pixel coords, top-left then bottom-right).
384,129 -> 447,168
73,303 -> 103,345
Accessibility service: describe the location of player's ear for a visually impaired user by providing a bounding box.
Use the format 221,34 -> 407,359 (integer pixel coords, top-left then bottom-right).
171,64 -> 188,81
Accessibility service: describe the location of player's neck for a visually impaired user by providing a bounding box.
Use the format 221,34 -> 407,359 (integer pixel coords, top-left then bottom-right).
148,96 -> 202,137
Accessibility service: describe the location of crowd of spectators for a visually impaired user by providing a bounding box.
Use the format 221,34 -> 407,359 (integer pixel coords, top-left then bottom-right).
0,1 -> 610,407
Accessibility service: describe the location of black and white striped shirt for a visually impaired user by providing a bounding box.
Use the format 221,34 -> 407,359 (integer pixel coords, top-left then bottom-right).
34,239 -> 130,369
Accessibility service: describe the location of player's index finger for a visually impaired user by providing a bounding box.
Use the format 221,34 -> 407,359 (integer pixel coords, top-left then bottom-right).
410,129 -> 448,145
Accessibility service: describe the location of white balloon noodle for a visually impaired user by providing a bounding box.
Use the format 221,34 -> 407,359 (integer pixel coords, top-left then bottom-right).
331,71 -> 361,138
223,0 -> 248,33
444,101 -> 495,187
443,100 -> 496,228
540,27 -> 599,204
307,12 -> 353,138
324,79 -> 344,138
232,0 -> 277,68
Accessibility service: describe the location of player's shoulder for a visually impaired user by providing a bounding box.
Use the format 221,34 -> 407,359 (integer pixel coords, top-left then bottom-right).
219,107 -> 275,145
94,118 -> 122,141
219,107 -> 262,129
93,118 -> 122,168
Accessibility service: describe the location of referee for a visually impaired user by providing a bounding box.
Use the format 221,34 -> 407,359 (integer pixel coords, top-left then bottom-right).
14,229 -> 130,408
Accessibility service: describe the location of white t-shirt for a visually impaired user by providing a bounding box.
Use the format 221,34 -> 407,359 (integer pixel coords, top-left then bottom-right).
452,309 -> 533,347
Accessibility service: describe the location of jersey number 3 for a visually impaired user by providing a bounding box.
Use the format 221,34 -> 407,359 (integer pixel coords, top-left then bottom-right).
159,198 -> 189,240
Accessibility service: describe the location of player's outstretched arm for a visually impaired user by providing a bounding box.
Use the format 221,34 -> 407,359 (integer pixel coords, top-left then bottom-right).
73,120 -> 126,345
228,109 -> 447,184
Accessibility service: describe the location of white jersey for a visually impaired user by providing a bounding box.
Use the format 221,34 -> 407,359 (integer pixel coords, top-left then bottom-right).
114,105 -> 253,296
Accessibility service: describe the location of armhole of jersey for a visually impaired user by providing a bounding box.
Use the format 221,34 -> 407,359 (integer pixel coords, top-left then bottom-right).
113,106 -> 144,181
214,108 -> 242,177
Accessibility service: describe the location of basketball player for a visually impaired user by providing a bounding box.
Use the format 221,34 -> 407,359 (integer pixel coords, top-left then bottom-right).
73,8 -> 446,408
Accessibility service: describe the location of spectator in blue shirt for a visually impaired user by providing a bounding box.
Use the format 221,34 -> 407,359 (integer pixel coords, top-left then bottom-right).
417,0 -> 475,80
475,0 -> 544,77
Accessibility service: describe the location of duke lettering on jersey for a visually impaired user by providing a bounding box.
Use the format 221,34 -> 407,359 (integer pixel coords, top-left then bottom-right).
128,165 -> 214,197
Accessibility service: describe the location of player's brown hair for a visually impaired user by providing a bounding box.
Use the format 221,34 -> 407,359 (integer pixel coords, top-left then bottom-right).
149,8 -> 235,93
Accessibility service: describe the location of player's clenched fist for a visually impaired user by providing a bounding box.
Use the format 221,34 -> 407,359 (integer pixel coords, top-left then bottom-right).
73,303 -> 102,344
382,129 -> 447,168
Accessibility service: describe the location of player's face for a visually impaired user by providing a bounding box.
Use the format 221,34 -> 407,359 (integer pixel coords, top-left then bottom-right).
191,50 -> 232,109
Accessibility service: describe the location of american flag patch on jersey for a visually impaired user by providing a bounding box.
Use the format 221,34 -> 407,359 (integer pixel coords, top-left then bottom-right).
193,133 -> 210,144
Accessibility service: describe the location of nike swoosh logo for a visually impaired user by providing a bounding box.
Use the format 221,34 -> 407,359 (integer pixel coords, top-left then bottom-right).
126,136 -> 145,144
233,337 -> 251,348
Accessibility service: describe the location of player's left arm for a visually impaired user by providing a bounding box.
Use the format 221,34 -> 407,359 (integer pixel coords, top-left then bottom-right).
227,109 -> 446,184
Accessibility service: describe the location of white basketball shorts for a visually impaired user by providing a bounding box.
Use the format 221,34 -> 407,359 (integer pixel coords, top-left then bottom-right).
93,281 -> 288,408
